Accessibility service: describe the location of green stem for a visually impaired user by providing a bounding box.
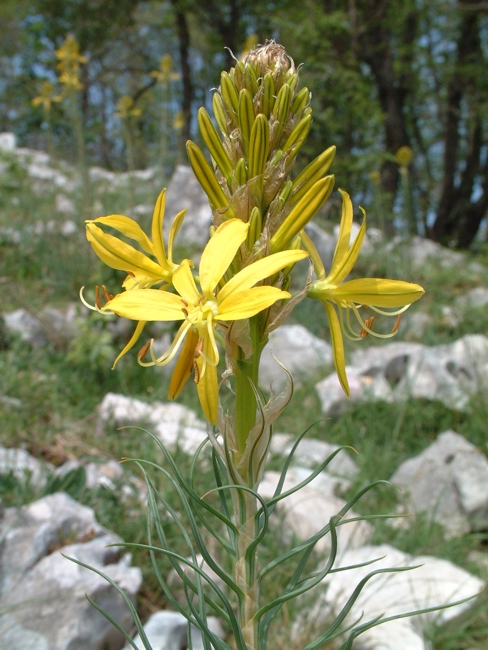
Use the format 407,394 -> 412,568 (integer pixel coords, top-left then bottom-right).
235,486 -> 259,650
235,317 -> 263,455
123,119 -> 136,211
71,91 -> 90,218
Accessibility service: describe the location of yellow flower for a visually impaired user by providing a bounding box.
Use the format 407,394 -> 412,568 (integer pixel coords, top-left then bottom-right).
103,218 -> 308,424
82,189 -> 186,365
150,54 -> 180,85
55,35 -> 87,68
307,189 -> 424,396
115,96 -> 142,119
32,81 -> 62,112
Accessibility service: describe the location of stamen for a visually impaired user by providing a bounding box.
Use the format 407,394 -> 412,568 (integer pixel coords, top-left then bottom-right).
194,360 -> 200,384
391,313 -> 402,334
102,285 -> 112,302
127,270 -> 135,277
138,340 -> 152,360
95,285 -> 101,309
182,308 -> 189,317
194,338 -> 204,359
181,299 -> 189,307
360,316 -> 375,339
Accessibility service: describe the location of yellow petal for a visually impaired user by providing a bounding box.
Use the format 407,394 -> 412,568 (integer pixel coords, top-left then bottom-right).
172,260 -> 200,305
86,224 -> 166,279
168,327 -> 199,399
331,278 -> 425,307
196,357 -> 219,425
330,189 -> 353,272
325,301 -> 350,397
151,190 -> 171,270
104,289 -> 185,321
199,219 -> 249,297
168,208 -> 187,264
218,249 -> 308,302
218,287 -> 291,320
112,319 -> 146,368
89,215 -> 154,255
329,212 -> 366,285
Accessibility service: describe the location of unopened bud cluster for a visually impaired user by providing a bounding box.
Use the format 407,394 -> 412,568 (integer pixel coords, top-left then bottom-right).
187,42 -> 335,258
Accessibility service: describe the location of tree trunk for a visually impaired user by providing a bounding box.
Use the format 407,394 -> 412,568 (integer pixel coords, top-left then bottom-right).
171,0 -> 193,144
431,1 -> 487,247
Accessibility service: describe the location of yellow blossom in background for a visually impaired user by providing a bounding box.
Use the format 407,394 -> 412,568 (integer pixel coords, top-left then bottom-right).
395,146 -> 414,167
173,110 -> 184,131
369,170 -> 381,184
307,189 -> 424,395
55,34 -> 86,94
102,219 -> 308,424
55,34 -> 87,70
32,81 -> 62,112
151,54 -> 180,85
240,34 -> 259,58
114,95 -> 142,119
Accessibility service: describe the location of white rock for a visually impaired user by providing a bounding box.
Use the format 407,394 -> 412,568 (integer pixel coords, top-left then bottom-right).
164,165 -> 212,249
350,341 -> 425,376
269,434 -> 359,479
259,324 -> 333,390
97,393 -> 208,454
0,132 -> 16,151
391,430 -> 488,536
315,367 -> 394,416
304,222 -> 336,272
306,544 -> 483,650
3,308 -> 46,347
259,471 -> 372,554
55,193 -> 76,215
0,446 -> 53,488
0,493 -> 142,650
124,611 -> 224,650
455,287 -> 488,310
334,220 -> 373,255
60,219 -> 78,236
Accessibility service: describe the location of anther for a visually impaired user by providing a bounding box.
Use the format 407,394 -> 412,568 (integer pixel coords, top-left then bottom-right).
193,361 -> 200,384
138,340 -> 152,360
127,270 -> 135,277
194,338 -> 204,359
102,285 -> 112,302
181,299 -> 189,307
95,285 -> 101,309
360,316 -> 375,339
182,308 -> 189,317
391,313 -> 402,334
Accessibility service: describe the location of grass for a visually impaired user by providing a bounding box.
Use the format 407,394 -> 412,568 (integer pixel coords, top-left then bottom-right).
1,154 -> 488,648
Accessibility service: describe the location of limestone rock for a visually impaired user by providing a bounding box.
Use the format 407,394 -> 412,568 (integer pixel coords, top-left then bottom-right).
259,324 -> 333,390
315,366 -> 394,416
0,445 -> 54,488
304,544 -> 483,650
97,393 -> 208,454
0,493 -> 142,650
124,611 -> 224,650
317,335 -> 488,416
164,165 -> 212,249
391,430 -> 488,536
269,434 -> 359,479
0,132 -> 16,151
303,222 -> 336,272
259,470 -> 372,554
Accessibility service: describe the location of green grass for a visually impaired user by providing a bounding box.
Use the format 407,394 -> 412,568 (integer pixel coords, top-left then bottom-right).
1,160 -> 488,648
